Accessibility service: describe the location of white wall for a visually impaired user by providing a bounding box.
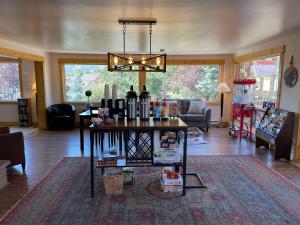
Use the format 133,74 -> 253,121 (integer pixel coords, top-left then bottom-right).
45,52 -> 234,122
235,31 -> 300,158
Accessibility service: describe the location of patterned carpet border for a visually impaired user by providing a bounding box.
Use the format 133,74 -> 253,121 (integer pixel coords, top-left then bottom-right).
0,158 -> 67,223
1,156 -> 300,225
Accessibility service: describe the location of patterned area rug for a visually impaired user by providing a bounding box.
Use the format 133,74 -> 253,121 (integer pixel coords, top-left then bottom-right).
1,156 -> 300,225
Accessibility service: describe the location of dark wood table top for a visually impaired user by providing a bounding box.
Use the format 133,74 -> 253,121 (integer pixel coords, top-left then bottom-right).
90,117 -> 188,131
79,110 -> 98,117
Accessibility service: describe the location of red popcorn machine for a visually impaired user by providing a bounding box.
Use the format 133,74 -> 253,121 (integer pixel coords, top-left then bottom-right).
229,79 -> 256,141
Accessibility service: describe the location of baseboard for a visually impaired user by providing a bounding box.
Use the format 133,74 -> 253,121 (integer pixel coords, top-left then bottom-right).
0,122 -> 18,126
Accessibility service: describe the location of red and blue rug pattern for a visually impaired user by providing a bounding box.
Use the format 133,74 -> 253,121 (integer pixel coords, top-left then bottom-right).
1,156 -> 300,225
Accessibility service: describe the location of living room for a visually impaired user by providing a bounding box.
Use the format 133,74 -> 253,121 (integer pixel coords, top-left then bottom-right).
1,0 -> 300,224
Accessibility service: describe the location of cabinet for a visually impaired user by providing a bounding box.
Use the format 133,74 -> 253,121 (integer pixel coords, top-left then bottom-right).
17,98 -> 32,127
256,108 -> 295,160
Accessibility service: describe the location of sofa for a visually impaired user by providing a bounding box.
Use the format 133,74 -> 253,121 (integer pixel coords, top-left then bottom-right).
177,99 -> 211,132
46,104 -> 76,130
0,127 -> 26,169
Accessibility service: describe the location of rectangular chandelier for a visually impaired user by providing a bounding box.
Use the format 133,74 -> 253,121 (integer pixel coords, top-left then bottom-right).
107,18 -> 167,73
108,53 -> 166,72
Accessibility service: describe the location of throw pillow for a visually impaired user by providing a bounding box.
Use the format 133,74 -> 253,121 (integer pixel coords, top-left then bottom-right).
187,100 -> 206,114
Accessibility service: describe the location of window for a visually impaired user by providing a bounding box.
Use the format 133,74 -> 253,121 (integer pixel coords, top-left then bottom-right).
146,65 -> 220,101
63,64 -> 138,102
0,62 -> 21,101
238,55 -> 281,107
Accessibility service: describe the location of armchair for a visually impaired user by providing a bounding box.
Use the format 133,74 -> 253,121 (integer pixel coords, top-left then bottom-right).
46,104 -> 76,129
0,127 -> 26,169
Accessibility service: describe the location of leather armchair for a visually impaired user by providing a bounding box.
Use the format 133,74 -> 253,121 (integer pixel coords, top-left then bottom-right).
0,127 -> 26,169
46,104 -> 76,129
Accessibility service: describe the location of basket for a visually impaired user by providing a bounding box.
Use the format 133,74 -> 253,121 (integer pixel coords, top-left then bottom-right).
103,168 -> 123,194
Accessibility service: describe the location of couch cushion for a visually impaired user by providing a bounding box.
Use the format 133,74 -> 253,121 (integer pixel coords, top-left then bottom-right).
183,114 -> 206,122
187,100 -> 206,114
178,100 -> 190,114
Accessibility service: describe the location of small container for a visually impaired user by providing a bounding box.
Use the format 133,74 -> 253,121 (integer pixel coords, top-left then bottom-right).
139,86 -> 151,121
153,98 -> 161,121
126,86 -> 137,120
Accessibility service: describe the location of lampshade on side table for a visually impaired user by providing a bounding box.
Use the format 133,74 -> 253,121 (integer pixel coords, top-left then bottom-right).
216,83 -> 231,128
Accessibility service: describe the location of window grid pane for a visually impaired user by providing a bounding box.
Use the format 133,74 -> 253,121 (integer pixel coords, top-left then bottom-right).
146,65 -> 220,100
238,55 -> 280,107
0,62 -> 20,101
64,64 -> 138,102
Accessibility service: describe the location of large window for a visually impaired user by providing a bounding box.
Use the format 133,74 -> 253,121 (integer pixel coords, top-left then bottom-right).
0,62 -> 21,101
63,64 -> 138,102
239,55 -> 281,107
146,65 -> 220,101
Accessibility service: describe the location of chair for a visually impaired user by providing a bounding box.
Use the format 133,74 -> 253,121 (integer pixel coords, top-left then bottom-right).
0,127 -> 26,169
46,104 -> 76,130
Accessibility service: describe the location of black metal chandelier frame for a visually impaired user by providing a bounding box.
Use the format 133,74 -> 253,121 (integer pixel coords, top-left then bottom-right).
107,19 -> 167,72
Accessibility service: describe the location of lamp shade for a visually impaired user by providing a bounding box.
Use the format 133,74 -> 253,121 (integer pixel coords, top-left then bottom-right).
216,83 -> 231,93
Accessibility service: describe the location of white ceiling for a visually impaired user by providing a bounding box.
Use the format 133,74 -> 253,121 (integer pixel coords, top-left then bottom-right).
1,0 -> 300,54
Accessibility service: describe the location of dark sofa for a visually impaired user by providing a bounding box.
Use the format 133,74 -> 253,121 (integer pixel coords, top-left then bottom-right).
0,127 -> 26,169
46,104 -> 76,130
177,99 -> 211,132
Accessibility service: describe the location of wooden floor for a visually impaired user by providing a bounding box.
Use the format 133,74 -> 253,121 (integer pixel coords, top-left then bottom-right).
0,127 -> 300,218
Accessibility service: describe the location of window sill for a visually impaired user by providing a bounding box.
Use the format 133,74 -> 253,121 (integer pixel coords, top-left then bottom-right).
0,101 -> 17,104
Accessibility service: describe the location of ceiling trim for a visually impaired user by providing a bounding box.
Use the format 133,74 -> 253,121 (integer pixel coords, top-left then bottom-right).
0,47 -> 44,62
234,46 -> 285,63
58,58 -> 106,64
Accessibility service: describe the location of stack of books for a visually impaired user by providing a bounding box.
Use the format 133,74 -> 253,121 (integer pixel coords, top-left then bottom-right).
98,152 -> 117,166
154,132 -> 181,165
153,148 -> 181,165
160,168 -> 183,192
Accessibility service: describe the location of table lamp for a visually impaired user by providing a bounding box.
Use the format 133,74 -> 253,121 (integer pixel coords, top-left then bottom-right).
216,82 -> 231,127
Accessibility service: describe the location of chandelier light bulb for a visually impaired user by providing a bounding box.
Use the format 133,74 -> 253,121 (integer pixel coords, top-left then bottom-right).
128,56 -> 133,64
156,57 -> 161,66
141,57 -> 146,64
113,56 -> 119,65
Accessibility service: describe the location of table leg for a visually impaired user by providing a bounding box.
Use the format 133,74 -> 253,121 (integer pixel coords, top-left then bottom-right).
80,116 -> 84,151
119,130 -> 122,158
182,129 -> 187,196
90,130 -> 94,197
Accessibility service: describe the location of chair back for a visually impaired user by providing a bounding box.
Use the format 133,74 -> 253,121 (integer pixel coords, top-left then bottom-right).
0,127 -> 10,135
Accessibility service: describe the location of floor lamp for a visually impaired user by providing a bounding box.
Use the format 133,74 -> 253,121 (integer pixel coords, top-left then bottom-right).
216,83 -> 231,128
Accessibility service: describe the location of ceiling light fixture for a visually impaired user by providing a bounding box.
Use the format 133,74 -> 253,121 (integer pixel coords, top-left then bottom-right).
107,18 -> 167,72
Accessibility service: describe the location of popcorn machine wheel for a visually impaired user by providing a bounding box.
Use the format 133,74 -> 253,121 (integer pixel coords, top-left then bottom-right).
229,79 -> 256,141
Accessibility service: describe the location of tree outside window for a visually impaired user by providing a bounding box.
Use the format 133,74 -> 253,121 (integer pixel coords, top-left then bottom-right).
64,64 -> 138,102
146,65 -> 220,100
0,63 -> 20,101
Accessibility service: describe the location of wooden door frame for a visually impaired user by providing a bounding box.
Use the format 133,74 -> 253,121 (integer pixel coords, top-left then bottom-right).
0,47 -> 47,129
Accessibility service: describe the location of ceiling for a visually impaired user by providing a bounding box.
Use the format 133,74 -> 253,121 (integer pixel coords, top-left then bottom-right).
1,0 -> 300,54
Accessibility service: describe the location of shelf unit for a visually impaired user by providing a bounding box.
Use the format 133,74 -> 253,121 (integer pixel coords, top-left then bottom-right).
256,108 -> 295,160
17,98 -> 32,127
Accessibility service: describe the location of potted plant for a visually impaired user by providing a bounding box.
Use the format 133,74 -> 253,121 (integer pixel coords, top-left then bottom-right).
85,90 -> 92,109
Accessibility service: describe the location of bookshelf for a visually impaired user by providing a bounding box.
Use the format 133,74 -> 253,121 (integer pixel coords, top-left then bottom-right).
17,98 -> 32,127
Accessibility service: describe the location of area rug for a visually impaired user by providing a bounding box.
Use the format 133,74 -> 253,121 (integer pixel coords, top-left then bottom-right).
1,156 -> 300,225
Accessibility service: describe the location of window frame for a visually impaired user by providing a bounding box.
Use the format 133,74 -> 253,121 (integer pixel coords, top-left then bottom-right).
58,58 -> 224,105
234,46 -> 285,108
0,58 -> 23,103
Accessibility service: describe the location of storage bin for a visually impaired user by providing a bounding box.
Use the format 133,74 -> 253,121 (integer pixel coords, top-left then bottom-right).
103,168 -> 123,194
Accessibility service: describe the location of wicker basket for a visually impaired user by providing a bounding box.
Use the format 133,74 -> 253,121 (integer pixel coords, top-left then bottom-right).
103,168 -> 123,194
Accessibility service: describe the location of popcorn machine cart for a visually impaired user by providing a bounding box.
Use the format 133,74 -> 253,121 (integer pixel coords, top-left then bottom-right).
229,79 -> 256,141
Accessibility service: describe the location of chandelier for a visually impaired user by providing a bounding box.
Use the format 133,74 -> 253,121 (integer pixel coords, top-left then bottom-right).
107,19 -> 167,72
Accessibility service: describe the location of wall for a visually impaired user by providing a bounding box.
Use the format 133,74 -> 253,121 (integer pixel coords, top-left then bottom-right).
0,60 -> 37,124
45,52 -> 234,122
235,31 -> 300,158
